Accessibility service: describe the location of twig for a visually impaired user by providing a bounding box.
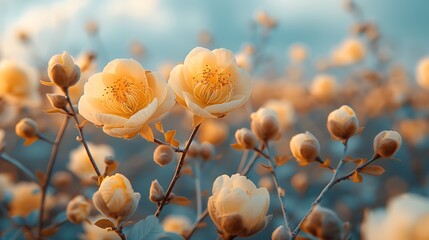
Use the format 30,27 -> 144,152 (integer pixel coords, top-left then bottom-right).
291,142 -> 349,239
236,150 -> 249,173
36,134 -> 55,145
65,89 -> 101,177
240,150 -> 261,176
0,153 -> 38,183
154,124 -> 201,217
37,116 -> 69,239
194,160 -> 202,217
154,138 -> 184,153
263,142 -> 292,236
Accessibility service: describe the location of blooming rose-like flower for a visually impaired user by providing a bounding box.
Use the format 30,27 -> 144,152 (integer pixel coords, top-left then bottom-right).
290,131 -> 320,166
78,59 -> 175,139
208,174 -> 270,239
327,105 -> 359,143
68,143 -> 113,181
0,60 -> 41,108
168,47 -> 252,121
92,173 -> 140,224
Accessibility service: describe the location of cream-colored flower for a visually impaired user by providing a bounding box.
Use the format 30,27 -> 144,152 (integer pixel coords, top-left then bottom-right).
0,59 -> 41,108
263,99 -> 295,131
9,182 -> 53,217
373,130 -> 402,158
68,143 -> 113,181
78,59 -> 176,139
362,194 -> 429,240
162,215 -> 192,236
290,131 -> 320,166
208,174 -> 270,238
67,195 -> 91,224
83,215 -> 121,240
168,47 -> 252,119
331,38 -> 366,65
48,51 -> 80,88
327,105 -> 359,142
416,58 -> 429,90
250,107 -> 280,141
310,74 -> 338,101
92,173 -> 140,223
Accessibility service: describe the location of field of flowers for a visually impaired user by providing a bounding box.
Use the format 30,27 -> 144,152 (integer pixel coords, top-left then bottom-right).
0,0 -> 428,239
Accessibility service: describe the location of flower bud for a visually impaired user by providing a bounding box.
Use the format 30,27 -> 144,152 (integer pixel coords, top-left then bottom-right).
187,141 -> 201,158
149,179 -> 165,203
162,215 -> 192,237
208,174 -> 270,239
46,93 -> 68,110
272,225 -> 290,240
15,118 -> 38,144
153,145 -> 175,166
327,105 -> 359,143
67,195 -> 91,224
373,130 -> 402,158
310,74 -> 338,101
250,107 -> 280,141
48,51 -> 80,88
301,206 -> 344,240
200,141 -> 215,160
92,173 -> 140,223
290,131 -> 320,166
235,128 -> 258,149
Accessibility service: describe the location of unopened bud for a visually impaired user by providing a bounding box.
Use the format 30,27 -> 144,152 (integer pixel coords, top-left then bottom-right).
373,130 -> 402,158
149,180 -> 165,203
301,206 -> 344,240
250,107 -> 280,141
327,105 -> 359,143
15,118 -> 38,141
200,141 -> 215,160
187,141 -> 201,158
46,93 -> 68,110
272,225 -> 290,240
289,131 -> 320,166
153,145 -> 175,166
66,195 -> 91,224
235,128 -> 258,149
47,51 -> 80,89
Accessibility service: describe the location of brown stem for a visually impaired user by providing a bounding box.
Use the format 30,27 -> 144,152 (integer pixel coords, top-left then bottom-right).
154,124 -> 201,217
263,142 -> 292,236
154,138 -> 184,153
114,227 -> 127,240
65,89 -> 101,177
37,116 -> 69,239
291,142 -> 348,239
36,133 -> 55,145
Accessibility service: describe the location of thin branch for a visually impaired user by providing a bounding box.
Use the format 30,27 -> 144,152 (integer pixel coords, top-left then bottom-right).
37,116 -> 69,239
194,160 -> 202,217
153,138 -> 183,153
240,150 -> 261,176
291,142 -> 349,239
263,142 -> 292,236
36,133 -> 55,145
154,124 -> 201,217
0,153 -> 38,183
236,150 -> 249,173
65,89 -> 101,177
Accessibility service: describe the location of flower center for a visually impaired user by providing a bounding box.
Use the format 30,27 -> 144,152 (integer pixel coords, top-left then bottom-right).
101,77 -> 152,117
192,65 -> 235,105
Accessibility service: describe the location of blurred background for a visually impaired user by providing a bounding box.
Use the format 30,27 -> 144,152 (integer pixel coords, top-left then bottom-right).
1,0 -> 429,239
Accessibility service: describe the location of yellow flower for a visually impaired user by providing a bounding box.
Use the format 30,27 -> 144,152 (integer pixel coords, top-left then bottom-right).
290,131 -> 320,166
78,59 -> 175,140
92,173 -> 140,224
68,143 -> 113,181
331,38 -> 366,65
310,74 -> 338,101
208,174 -> 270,238
67,195 -> 91,224
168,47 -> 252,120
9,182 -> 54,217
416,58 -> 429,90
327,105 -> 359,143
0,60 -> 41,108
